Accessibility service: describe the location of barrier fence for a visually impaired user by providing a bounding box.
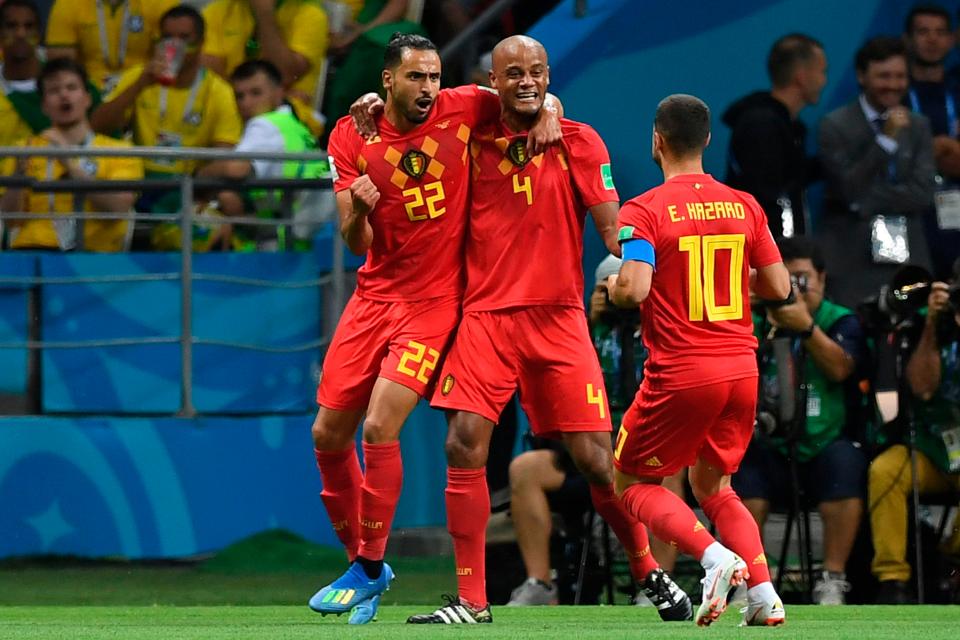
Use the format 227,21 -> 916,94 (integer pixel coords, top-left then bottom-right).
0,146 -> 346,417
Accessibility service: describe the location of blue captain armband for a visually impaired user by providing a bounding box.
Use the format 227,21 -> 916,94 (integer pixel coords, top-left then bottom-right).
621,238 -> 655,268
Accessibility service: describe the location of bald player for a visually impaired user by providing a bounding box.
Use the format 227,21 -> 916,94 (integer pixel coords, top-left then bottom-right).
406,36 -> 692,625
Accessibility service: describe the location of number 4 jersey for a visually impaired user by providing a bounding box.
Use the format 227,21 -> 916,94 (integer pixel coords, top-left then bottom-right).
327,85 -> 500,301
618,174 -> 782,390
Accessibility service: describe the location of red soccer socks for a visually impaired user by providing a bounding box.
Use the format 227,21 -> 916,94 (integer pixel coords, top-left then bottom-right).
446,467 -> 490,610
357,441 -> 403,561
315,445 -> 363,561
590,483 -> 659,580
701,487 -> 771,586
620,482 -> 716,560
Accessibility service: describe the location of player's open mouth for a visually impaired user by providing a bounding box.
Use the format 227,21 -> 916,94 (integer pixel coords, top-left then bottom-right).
415,97 -> 433,110
516,91 -> 538,102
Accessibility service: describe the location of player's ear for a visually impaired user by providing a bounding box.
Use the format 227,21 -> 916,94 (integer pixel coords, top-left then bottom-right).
704,131 -> 712,149
488,69 -> 497,90
545,65 -> 550,87
382,69 -> 392,93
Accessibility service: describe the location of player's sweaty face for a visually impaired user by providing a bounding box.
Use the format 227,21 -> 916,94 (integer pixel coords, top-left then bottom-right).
493,47 -> 549,118
389,49 -> 441,124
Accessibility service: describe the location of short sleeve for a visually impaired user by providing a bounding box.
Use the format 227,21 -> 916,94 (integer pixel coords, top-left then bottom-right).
618,198 -> 658,248
565,125 -> 619,208
441,85 -> 501,128
327,119 -> 361,192
201,2 -> 228,58
746,197 -> 782,268
208,80 -> 243,145
235,118 -> 285,177
827,314 -> 865,366
104,66 -> 141,103
45,0 -> 77,48
287,4 -> 329,69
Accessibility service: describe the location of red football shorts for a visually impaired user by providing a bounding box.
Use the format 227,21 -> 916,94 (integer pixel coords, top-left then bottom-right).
316,293 -> 460,410
431,306 -> 610,438
613,376 -> 758,478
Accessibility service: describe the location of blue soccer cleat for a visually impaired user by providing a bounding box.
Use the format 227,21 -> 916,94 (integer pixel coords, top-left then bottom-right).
348,594 -> 381,625
308,562 -> 395,616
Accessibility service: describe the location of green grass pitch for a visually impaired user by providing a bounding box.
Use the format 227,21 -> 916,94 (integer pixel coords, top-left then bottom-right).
2,605 -> 960,639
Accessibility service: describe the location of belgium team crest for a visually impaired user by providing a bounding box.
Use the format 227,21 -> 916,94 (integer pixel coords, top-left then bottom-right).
401,149 -> 428,179
507,139 -> 530,168
441,374 -> 455,396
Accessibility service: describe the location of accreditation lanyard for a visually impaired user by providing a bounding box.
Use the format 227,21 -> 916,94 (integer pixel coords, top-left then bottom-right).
909,87 -> 959,137
158,68 -> 204,125
96,0 -> 132,71
45,132 -> 95,251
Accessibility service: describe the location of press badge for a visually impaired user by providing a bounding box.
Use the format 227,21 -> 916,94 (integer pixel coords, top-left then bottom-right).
154,131 -> 183,166
934,189 -> 960,230
942,426 -> 960,473
870,214 -> 910,264
806,390 -> 821,418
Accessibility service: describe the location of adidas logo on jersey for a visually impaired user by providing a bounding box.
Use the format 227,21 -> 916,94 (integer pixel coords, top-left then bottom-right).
753,553 -> 768,565
644,456 -> 662,467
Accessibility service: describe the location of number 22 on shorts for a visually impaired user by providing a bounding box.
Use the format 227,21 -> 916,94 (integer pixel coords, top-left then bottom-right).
396,340 -> 440,384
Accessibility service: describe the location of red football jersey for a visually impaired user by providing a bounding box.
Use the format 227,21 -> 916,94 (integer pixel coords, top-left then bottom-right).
618,174 -> 782,390
463,119 -> 619,311
328,85 -> 500,301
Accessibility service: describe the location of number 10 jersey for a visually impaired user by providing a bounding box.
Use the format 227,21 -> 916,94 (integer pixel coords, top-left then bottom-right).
618,173 -> 782,391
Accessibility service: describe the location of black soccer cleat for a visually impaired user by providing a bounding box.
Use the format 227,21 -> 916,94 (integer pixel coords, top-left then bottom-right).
406,594 -> 493,624
642,568 -> 694,622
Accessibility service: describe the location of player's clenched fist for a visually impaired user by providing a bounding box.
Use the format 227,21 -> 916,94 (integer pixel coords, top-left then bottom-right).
350,175 -> 381,216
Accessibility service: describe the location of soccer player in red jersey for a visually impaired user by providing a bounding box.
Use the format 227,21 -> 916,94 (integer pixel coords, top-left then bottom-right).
406,36 -> 691,625
308,33 -> 560,624
607,94 -> 792,627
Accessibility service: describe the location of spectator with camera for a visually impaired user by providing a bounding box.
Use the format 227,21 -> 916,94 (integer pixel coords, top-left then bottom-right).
869,267 -> 960,604
506,255 -> 689,616
733,236 -> 869,605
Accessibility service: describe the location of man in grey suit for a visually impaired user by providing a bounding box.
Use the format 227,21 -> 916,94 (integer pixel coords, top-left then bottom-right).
818,36 -> 936,308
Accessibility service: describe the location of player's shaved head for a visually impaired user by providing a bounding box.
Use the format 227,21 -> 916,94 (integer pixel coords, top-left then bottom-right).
491,35 -> 548,70
654,94 -> 711,157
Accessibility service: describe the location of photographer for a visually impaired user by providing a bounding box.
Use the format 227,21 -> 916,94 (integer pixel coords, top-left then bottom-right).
869,272 -> 960,604
506,255 -> 688,614
733,236 -> 868,605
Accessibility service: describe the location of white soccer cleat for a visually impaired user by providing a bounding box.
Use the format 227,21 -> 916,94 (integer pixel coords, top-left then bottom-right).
695,554 -> 749,627
740,596 -> 786,626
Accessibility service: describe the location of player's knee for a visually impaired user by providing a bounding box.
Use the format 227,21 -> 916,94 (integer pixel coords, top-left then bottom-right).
509,451 -> 545,489
311,411 -> 356,450
570,447 -> 614,486
362,415 -> 401,444
445,432 -> 487,468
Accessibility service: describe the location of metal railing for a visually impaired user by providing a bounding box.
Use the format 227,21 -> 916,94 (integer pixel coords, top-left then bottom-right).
0,145 -> 346,417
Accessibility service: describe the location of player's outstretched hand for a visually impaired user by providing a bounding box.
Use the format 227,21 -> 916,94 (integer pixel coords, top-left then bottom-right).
350,175 -> 380,216
349,93 -> 385,139
527,107 -> 562,156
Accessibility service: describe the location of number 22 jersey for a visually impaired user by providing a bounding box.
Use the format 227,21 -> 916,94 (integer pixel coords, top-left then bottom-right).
618,174 -> 782,390
327,85 -> 500,302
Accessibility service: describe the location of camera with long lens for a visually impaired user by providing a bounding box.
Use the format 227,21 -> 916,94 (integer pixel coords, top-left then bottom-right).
755,335 -> 803,440
858,265 -> 933,333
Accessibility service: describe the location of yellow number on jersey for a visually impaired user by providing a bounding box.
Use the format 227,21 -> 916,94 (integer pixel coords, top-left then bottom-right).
677,233 -> 746,322
402,181 -> 447,222
586,383 -> 605,420
512,174 -> 533,206
613,424 -> 628,461
396,340 -> 441,384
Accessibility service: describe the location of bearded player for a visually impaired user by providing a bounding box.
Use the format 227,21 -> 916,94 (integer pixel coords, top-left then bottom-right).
308,33 -> 560,624
607,94 -> 792,627
406,36 -> 692,625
